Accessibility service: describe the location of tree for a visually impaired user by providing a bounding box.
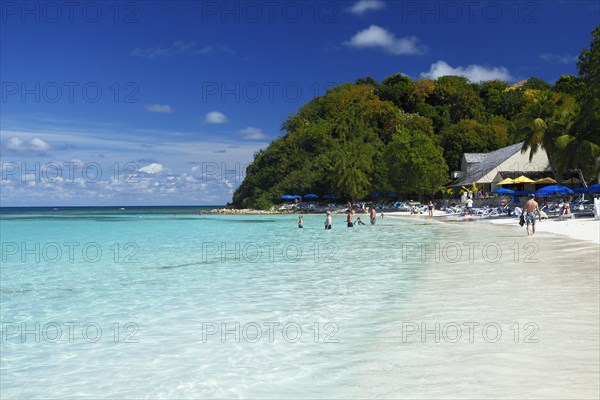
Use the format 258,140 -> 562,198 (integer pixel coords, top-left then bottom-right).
428,76 -> 484,124
440,118 -> 509,172
577,25 -> 600,102
479,80 -> 525,119
523,77 -> 552,91
385,126 -> 449,197
554,74 -> 584,96
326,116 -> 377,201
514,91 -> 577,181
355,76 -> 380,90
555,25 -> 600,183
377,73 -> 413,111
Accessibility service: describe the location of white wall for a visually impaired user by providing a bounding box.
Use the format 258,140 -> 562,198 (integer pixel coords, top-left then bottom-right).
487,150 -> 551,189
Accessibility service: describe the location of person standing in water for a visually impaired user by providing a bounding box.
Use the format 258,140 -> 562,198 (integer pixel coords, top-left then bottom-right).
346,211 -> 354,228
298,215 -> 303,228
370,206 -> 377,225
428,200 -> 434,217
524,194 -> 539,236
324,211 -> 332,230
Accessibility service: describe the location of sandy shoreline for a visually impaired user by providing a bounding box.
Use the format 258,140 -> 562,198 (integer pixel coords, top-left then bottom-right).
385,210 -> 600,245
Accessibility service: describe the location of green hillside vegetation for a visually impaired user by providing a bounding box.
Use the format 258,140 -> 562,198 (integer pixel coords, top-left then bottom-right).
231,26 -> 600,209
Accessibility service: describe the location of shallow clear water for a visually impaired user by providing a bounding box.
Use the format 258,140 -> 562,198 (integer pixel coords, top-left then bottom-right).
1,210 -> 599,399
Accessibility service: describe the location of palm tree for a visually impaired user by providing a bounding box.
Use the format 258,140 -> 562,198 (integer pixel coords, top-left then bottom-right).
515,91 -> 576,182
554,102 -> 600,184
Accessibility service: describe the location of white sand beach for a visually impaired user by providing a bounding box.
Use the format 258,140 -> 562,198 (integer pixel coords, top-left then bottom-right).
386,210 -> 600,244
488,215 -> 600,244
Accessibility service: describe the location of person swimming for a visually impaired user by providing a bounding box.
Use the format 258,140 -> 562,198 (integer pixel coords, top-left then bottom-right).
298,215 -> 303,228
355,217 -> 366,225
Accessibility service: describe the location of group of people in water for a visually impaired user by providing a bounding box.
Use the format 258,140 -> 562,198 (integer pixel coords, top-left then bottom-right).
298,206 -> 384,229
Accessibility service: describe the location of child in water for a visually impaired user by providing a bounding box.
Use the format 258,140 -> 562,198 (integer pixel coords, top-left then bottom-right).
354,217 -> 366,225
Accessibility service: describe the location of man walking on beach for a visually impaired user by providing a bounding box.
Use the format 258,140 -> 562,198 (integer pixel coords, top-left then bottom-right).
466,197 -> 473,215
524,194 -> 540,236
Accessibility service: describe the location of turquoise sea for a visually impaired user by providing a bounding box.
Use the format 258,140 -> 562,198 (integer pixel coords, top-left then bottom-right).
1,207 -> 599,399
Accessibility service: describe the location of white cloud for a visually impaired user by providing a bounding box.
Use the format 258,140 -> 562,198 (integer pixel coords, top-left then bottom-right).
139,163 -> 165,174
3,136 -> 52,155
30,137 -> 51,151
539,53 -> 578,65
145,104 -> 173,113
348,0 -> 386,15
6,137 -> 25,151
205,111 -> 228,124
132,41 -> 235,60
238,127 -> 267,140
344,25 -> 426,55
420,60 -> 513,82
0,121 -> 268,206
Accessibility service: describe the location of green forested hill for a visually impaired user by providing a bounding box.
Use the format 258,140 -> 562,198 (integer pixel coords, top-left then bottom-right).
231,27 -> 600,209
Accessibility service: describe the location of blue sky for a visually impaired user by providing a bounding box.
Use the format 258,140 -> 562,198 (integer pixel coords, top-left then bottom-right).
1,0 -> 598,206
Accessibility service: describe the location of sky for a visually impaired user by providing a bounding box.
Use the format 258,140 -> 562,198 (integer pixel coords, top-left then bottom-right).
1,0 -> 599,206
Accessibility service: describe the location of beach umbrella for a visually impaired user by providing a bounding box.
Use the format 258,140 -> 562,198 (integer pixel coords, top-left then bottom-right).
514,189 -> 534,196
304,194 -> 318,199
322,195 -> 336,199
512,175 -> 535,184
386,193 -> 398,198
496,178 -> 514,185
587,184 -> 600,193
280,195 -> 294,200
534,185 -> 574,196
534,177 -> 556,185
491,188 -> 515,195
370,192 -> 383,197
573,187 -> 589,194
292,195 -> 302,199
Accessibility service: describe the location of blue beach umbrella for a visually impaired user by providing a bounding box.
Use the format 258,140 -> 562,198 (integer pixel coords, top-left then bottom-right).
292,195 -> 302,199
587,184 -> 600,193
370,192 -> 383,197
491,188 -> 515,195
534,185 -> 574,196
514,189 -> 534,196
304,194 -> 318,199
280,195 -> 294,200
386,193 -> 398,198
573,187 -> 589,194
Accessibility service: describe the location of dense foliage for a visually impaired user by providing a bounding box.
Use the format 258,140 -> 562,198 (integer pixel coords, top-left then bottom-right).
231,26 -> 600,209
